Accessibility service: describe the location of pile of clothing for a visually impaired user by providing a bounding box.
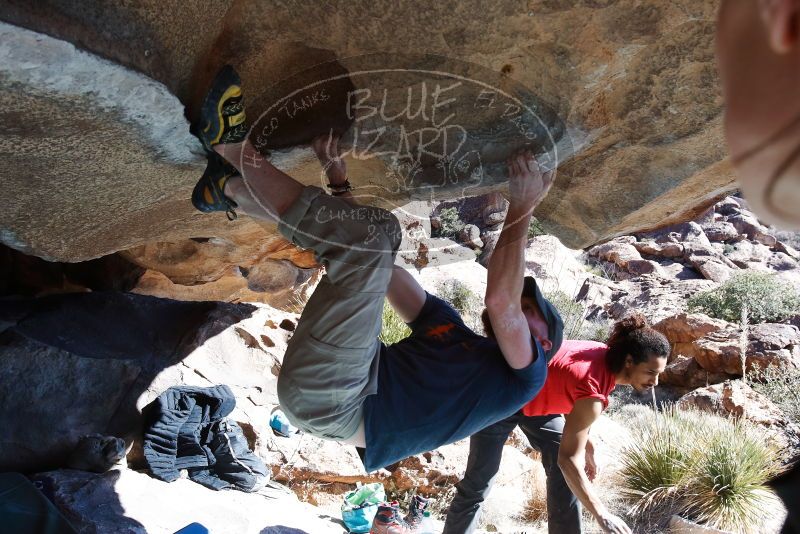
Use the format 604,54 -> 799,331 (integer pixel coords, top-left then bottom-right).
142,385 -> 269,492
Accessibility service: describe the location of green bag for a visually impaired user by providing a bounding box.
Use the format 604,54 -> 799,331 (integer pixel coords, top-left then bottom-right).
341,482 -> 385,533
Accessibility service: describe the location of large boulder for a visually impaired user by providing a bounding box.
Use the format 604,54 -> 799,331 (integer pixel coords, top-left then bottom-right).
0,335 -> 140,472
659,354 -> 731,390
0,291 -> 300,472
606,275 -> 716,324
700,221 -> 741,243
1,0 -> 733,267
525,235 -> 590,296
653,313 -> 730,362
586,238 -> 661,280
693,323 -> 800,376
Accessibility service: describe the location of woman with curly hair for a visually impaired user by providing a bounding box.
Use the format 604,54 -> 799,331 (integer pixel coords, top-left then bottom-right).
444,313 -> 670,534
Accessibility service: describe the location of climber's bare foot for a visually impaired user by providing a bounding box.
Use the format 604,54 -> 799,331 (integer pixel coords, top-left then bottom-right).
312,132 -> 347,185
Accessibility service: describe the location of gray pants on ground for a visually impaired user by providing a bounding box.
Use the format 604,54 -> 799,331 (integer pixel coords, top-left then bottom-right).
275,186 -> 401,441
443,412 -> 582,534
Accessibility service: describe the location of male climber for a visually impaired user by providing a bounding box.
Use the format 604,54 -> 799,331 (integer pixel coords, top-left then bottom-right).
189,66 -> 563,474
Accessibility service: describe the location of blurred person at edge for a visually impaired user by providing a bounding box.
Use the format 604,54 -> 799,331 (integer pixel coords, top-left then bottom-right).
717,0 -> 800,227
716,2 -> 800,532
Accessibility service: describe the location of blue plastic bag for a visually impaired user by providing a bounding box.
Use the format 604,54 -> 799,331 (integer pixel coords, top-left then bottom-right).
269,410 -> 299,437
341,482 -> 385,533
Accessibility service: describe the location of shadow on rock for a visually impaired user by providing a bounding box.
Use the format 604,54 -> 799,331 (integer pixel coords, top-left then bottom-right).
0,291 -> 256,472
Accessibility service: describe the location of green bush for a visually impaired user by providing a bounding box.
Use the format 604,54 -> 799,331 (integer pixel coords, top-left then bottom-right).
750,364 -> 800,425
619,407 -> 701,513
528,217 -> 547,238
584,257 -> 619,281
436,279 -> 483,333
435,207 -> 464,239
682,420 -> 783,532
618,406 -> 782,533
544,289 -> 609,342
687,271 -> 800,323
437,279 -> 481,316
379,300 -> 411,345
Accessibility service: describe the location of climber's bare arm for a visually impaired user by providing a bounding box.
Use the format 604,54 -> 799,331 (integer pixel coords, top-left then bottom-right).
386,266 -> 426,323
485,150 -> 554,369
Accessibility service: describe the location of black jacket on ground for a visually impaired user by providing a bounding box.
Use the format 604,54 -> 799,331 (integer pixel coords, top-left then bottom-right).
142,385 -> 268,492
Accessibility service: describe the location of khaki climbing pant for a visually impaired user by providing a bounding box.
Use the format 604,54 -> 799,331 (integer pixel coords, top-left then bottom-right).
276,186 -> 401,440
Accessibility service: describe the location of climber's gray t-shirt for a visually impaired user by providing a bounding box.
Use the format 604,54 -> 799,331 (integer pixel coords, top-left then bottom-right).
361,293 -> 547,471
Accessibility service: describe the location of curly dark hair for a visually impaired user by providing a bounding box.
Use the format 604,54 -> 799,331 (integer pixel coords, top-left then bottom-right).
605,313 -> 670,374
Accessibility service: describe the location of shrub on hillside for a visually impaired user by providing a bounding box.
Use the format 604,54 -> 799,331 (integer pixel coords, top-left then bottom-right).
545,289 -> 609,342
750,364 -> 800,425
437,279 -> 481,316
774,230 -> 800,251
434,207 -> 464,239
436,279 -> 483,333
687,271 -> 800,323
380,300 -> 411,345
619,406 -> 782,533
682,420 -> 783,532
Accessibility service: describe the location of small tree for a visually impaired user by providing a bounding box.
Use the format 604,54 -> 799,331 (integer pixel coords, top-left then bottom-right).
687,272 -> 800,323
434,207 -> 464,239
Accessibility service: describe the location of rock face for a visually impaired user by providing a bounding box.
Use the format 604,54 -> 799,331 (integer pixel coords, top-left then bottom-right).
693,323 -> 800,376
0,291 -> 295,471
654,312 -> 800,388
0,334 -> 141,472
123,229 -> 321,308
653,313 -> 729,362
2,0 -> 732,270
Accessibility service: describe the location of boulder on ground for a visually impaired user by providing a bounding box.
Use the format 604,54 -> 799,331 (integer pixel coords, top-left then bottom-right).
458,224 -> 484,249
0,291 -> 299,472
728,213 -> 777,247
659,355 -> 731,390
654,312 -> 730,362
700,221 -> 741,243
692,323 -> 800,376
525,235 -> 589,296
